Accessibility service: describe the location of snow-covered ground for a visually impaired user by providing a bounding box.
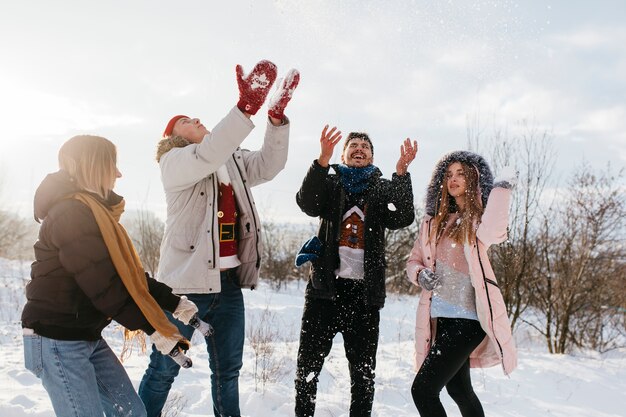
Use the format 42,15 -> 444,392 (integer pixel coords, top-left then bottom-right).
1,258 -> 624,417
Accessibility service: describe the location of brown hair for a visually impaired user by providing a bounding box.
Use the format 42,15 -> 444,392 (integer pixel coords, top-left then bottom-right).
58,135 -> 117,199
343,132 -> 374,155
429,161 -> 483,245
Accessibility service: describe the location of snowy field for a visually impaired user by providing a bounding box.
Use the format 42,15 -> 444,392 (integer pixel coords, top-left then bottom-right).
1,258 -> 624,417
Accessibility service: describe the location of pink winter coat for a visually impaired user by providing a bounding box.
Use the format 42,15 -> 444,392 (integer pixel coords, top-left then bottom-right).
406,186 -> 518,376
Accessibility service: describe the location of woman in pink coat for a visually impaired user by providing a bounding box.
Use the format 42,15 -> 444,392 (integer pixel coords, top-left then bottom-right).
406,150 -> 517,417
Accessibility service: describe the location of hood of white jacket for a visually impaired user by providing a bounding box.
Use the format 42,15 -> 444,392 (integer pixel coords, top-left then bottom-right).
156,135 -> 191,163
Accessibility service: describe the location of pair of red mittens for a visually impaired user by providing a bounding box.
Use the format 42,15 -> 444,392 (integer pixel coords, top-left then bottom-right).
236,60 -> 300,120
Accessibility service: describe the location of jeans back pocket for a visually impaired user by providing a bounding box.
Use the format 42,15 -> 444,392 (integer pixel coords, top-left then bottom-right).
23,335 -> 43,378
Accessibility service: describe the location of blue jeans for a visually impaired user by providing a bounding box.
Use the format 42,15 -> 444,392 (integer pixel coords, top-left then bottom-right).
23,334 -> 146,417
139,271 -> 245,417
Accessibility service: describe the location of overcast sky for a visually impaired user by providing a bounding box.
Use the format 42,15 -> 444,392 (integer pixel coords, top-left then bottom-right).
1,0 -> 624,222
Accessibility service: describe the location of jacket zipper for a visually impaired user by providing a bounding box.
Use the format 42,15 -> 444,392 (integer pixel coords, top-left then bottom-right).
331,184 -> 344,300
210,175 -> 217,267
476,244 -> 506,369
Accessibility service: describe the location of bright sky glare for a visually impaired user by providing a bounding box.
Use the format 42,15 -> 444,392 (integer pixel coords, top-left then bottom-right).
1,0 -> 624,221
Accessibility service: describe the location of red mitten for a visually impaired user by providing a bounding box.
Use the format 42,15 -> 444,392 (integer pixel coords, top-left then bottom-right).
236,60 -> 277,115
268,69 -> 300,120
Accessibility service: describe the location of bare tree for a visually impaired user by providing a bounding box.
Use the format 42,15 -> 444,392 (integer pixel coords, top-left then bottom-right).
468,118 -> 556,329
123,209 -> 164,277
261,221 -> 312,290
0,210 -> 34,259
246,305 -> 288,392
466,115 -> 625,354
0,170 -> 37,260
491,122 -> 556,328
385,207 -> 421,295
530,163 -> 625,353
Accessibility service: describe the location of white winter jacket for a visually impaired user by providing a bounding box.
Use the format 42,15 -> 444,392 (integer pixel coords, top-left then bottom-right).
156,107 -> 289,294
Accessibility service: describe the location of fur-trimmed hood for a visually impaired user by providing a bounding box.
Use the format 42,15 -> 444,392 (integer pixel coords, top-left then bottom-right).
424,150 -> 493,216
156,136 -> 191,162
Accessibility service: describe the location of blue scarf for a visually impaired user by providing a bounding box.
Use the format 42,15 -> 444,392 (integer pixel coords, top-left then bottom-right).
336,164 -> 378,194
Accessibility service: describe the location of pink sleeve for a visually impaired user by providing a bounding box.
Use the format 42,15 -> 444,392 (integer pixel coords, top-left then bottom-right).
406,218 -> 429,286
476,187 -> 511,247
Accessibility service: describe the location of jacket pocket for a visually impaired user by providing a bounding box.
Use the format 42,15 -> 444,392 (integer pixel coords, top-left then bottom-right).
170,233 -> 199,253
237,213 -> 257,264
238,213 -> 254,240
23,334 -> 43,378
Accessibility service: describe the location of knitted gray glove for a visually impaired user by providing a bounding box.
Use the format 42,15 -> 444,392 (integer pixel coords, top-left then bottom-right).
189,314 -> 214,338
418,268 -> 439,291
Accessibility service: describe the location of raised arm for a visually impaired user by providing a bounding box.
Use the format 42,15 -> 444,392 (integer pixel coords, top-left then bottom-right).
242,68 -> 301,185
395,138 -> 418,176
382,138 -> 418,229
381,172 -> 415,230
476,167 -> 517,247
240,117 -> 290,187
160,108 -> 254,192
295,125 -> 342,216
317,125 -> 343,168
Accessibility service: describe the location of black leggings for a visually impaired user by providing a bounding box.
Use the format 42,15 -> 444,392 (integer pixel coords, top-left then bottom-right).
411,317 -> 486,417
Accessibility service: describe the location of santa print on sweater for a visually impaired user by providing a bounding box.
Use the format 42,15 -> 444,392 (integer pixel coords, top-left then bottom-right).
216,166 -> 240,269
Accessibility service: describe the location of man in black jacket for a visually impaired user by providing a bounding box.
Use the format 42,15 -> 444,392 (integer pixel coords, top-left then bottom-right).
294,125 -> 418,417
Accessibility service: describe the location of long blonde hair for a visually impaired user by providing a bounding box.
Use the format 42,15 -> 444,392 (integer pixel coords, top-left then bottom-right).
429,161 -> 484,245
58,135 -> 117,199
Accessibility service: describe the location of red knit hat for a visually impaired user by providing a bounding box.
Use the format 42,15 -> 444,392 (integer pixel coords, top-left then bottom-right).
163,115 -> 189,137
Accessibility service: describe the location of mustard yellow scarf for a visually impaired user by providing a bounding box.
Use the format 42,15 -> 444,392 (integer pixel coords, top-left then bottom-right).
71,192 -> 184,342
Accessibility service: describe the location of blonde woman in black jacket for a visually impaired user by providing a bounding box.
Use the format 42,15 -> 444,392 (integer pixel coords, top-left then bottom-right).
21,135 -> 198,417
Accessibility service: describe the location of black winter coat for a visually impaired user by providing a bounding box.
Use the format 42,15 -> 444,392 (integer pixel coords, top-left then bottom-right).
296,161 -> 415,309
21,170 -> 180,341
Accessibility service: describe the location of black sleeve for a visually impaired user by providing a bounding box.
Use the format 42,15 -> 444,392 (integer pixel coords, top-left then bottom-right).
146,273 -> 180,313
296,160 -> 332,217
381,173 -> 415,230
48,201 -> 158,333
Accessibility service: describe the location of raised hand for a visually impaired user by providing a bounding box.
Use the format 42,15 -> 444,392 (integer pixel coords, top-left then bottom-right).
268,69 -> 300,120
236,60 -> 278,115
395,138 -> 418,175
494,166 -> 518,189
318,125 -> 342,168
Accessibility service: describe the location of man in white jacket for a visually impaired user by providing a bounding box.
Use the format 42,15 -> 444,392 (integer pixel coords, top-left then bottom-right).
139,60 -> 299,417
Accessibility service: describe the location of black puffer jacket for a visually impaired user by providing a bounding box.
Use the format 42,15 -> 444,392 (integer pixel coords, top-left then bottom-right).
296,161 -> 415,309
21,170 -> 180,341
